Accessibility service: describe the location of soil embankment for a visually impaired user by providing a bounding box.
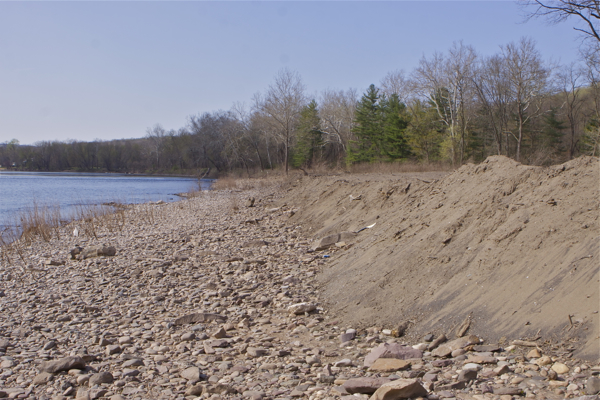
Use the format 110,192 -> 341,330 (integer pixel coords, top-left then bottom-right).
281,155 -> 599,360
0,156 -> 598,400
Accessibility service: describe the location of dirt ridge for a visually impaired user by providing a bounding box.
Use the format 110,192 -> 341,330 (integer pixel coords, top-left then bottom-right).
282,155 -> 599,360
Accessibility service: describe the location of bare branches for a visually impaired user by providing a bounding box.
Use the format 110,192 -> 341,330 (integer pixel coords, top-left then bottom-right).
253,68 -> 306,174
521,0 -> 600,42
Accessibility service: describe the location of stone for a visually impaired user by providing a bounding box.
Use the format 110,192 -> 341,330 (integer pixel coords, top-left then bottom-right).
242,239 -> 268,248
43,341 -> 57,350
243,390 -> 265,400
180,366 -> 201,381
40,356 -> 86,373
428,334 -> 447,351
212,327 -> 227,338
185,384 -> 205,396
306,355 -> 321,365
472,344 -> 501,352
369,379 -> 429,400
451,348 -> 466,357
431,335 -> 480,357
88,372 -> 113,386
432,359 -> 453,368
121,369 -> 140,378
494,365 -> 511,375
340,332 -> 355,343
105,345 -> 122,355
527,348 -> 542,358
247,347 -> 268,357
369,358 -> 411,372
463,363 -> 482,372
181,332 -> 195,341
458,369 -> 478,382
33,372 -> 54,385
342,377 -> 392,394
174,312 -> 227,325
493,387 -> 524,395
0,359 -> 15,368
334,358 -> 353,367
80,245 -> 117,259
552,362 -> 570,374
122,359 -> 143,367
245,197 -> 255,207
412,343 -> 428,351
364,343 -> 423,367
536,356 -> 552,366
117,336 -> 131,344
288,302 -> 317,314
313,234 -> 341,251
466,355 -> 497,364
587,377 -> 600,394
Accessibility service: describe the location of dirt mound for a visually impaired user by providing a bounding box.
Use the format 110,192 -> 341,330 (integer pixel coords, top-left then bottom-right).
281,156 -> 599,360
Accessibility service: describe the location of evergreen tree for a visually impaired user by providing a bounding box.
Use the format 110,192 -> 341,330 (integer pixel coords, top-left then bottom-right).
347,84 -> 382,164
380,94 -> 412,160
541,108 -> 566,155
292,100 -> 322,168
406,100 -> 445,162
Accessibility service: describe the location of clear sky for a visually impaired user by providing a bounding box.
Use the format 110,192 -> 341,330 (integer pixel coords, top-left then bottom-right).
0,1 -> 584,145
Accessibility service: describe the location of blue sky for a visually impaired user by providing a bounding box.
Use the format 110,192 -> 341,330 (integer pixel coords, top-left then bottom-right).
0,1 -> 583,145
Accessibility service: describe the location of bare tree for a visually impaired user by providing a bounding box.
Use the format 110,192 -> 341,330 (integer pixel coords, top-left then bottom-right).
556,63 -> 587,158
253,68 -> 306,173
581,43 -> 600,155
472,54 -> 513,156
145,124 -> 167,169
521,0 -> 600,42
413,41 -> 478,164
380,70 -> 413,103
501,37 -> 550,161
318,88 -> 358,163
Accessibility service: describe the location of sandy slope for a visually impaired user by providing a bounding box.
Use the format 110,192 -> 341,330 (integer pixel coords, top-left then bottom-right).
281,156 -> 599,360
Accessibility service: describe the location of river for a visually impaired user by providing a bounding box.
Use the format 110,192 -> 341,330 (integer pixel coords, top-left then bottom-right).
0,171 -> 211,236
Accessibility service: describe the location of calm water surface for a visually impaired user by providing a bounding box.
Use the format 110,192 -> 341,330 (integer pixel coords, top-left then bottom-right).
0,171 -> 211,230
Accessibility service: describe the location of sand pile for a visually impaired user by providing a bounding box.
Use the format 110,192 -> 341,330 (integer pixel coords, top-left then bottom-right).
282,156 -> 599,360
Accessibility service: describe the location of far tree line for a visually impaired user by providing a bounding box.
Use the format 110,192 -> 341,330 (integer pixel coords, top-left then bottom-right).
1,37 -> 599,175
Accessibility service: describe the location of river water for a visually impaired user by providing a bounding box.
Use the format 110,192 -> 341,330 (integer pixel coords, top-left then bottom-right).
0,171 -> 211,235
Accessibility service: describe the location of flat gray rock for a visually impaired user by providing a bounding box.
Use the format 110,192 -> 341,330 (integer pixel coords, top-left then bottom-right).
39,356 -> 86,373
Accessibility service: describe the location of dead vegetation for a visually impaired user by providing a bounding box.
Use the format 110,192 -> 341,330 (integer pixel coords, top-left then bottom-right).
0,199 -> 151,266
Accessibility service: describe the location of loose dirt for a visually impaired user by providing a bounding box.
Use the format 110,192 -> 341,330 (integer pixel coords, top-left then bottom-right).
281,155 -> 599,361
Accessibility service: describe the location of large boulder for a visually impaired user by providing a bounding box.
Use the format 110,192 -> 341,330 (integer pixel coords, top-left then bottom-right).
342,377 -> 392,394
80,246 -> 116,259
364,343 -> 423,367
369,379 -> 428,400
40,356 -> 86,373
312,232 -> 357,251
431,335 -> 480,358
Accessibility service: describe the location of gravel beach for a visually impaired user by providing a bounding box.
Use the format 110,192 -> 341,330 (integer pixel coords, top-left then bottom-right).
0,177 -> 598,400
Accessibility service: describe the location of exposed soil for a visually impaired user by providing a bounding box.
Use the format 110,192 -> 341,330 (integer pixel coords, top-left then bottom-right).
280,156 -> 599,361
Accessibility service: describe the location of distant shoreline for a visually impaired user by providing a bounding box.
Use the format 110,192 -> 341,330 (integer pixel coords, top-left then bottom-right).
0,170 -> 204,179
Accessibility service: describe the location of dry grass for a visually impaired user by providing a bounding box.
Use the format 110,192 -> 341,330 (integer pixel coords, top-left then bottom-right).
17,202 -> 63,243
212,173 -> 295,191
212,176 -> 239,190
0,198 -> 134,264
346,160 -> 455,174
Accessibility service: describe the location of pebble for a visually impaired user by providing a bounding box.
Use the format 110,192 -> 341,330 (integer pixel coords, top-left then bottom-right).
0,188 -> 595,400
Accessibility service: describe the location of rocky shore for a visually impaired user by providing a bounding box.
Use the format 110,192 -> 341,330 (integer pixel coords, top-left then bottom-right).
0,185 -> 598,400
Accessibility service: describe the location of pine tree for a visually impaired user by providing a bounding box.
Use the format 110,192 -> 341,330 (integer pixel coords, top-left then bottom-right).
541,108 -> 566,155
347,84 -> 382,164
380,94 -> 412,160
292,100 -> 322,168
